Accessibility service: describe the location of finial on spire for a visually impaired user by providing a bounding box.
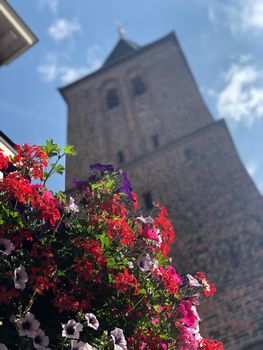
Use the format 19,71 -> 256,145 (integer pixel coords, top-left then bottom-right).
116,21 -> 125,38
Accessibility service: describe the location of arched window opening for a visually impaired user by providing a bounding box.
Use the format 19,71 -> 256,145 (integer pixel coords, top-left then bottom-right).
107,88 -> 119,109
132,76 -> 146,96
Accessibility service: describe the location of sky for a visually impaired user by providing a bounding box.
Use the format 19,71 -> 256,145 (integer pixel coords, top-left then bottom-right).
1,0 -> 263,193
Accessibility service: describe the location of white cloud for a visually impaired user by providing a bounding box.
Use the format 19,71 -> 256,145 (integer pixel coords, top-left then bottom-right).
245,159 -> 259,177
38,0 -> 59,14
37,47 -> 103,84
213,58 -> 263,126
59,67 -> 88,84
48,19 -> 81,41
37,54 -> 88,84
226,0 -> 263,35
238,0 -> 263,31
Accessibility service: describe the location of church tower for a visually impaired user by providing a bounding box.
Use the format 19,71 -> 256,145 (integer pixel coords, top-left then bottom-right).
60,32 -> 263,350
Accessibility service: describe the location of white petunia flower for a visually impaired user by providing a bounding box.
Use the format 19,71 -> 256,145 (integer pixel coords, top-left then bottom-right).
16,312 -> 40,338
14,265 -> 28,290
33,328 -> 49,348
62,319 -> 83,339
0,238 -> 15,255
68,196 -> 79,213
137,215 -> 154,224
186,274 -> 202,288
85,313 -> 99,330
110,328 -> 127,350
0,344 -> 8,350
71,340 -> 95,350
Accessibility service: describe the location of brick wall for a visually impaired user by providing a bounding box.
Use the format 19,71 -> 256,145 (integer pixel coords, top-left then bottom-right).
125,120 -> 263,349
62,33 -> 213,189
62,33 -> 263,349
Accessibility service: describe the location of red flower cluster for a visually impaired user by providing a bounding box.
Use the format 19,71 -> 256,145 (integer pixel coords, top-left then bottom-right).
14,143 -> 48,179
200,338 -> 224,350
0,149 -> 9,171
158,265 -> 182,294
195,271 -> 216,297
113,269 -> 140,294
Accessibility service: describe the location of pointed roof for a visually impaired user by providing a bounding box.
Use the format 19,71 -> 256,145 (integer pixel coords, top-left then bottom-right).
59,32 -> 177,96
103,37 -> 140,66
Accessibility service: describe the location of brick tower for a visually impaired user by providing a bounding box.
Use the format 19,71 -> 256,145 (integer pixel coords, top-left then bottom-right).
60,32 -> 263,350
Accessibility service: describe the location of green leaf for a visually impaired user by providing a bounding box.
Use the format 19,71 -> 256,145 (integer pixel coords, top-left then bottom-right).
98,233 -> 110,248
55,164 -> 65,175
64,145 -> 77,156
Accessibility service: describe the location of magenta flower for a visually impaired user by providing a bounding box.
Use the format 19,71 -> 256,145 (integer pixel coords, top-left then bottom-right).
0,238 -> 15,255
62,319 -> 83,339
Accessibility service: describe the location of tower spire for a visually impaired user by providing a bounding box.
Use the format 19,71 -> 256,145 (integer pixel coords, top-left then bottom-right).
116,22 -> 125,39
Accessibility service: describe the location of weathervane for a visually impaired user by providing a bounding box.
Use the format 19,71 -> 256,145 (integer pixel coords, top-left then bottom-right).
116,21 -> 125,38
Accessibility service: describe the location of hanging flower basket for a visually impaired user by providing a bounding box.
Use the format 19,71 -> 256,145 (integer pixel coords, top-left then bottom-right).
0,141 -> 223,349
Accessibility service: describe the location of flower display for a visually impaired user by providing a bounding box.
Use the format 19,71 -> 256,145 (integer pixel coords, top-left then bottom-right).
0,141 -> 223,349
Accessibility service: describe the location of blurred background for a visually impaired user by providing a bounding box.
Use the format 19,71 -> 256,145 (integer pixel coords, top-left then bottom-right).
1,0 -> 263,192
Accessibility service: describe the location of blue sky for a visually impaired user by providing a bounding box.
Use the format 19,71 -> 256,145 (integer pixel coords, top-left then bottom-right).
2,0 -> 263,192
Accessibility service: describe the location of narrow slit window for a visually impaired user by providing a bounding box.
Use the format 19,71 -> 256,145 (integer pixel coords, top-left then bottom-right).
107,88 -> 119,109
143,192 -> 153,210
151,135 -> 159,148
117,151 -> 124,164
132,76 -> 146,96
184,148 -> 193,160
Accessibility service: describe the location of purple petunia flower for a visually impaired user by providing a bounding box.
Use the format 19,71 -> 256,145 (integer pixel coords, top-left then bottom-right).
33,329 -> 49,348
119,171 -> 134,201
137,254 -> 158,272
110,328 -> 127,350
16,312 -> 40,338
85,313 -> 99,330
73,178 -> 91,192
0,238 -> 15,255
14,265 -> 28,290
62,319 -> 83,339
90,163 -> 115,174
